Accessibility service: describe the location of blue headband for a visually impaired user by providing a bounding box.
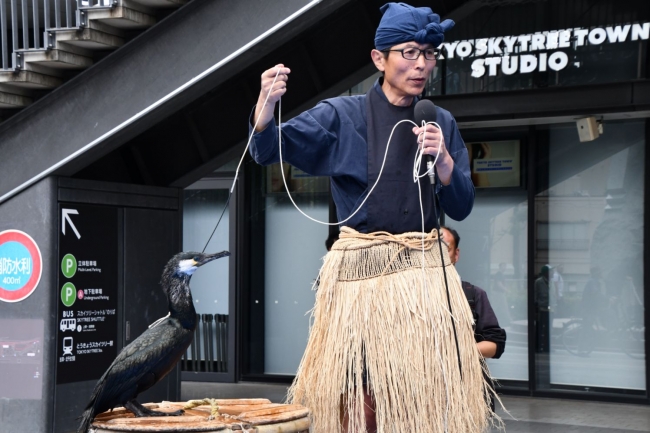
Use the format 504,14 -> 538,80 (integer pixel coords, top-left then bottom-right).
374,2 -> 455,51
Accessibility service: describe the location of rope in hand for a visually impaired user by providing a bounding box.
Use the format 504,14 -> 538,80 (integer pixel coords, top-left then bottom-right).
200,68 -> 284,252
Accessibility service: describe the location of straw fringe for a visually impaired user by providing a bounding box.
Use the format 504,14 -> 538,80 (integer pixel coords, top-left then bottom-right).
288,227 -> 501,433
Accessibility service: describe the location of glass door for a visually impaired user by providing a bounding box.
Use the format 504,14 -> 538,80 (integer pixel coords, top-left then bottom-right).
452,131 -> 530,387
181,178 -> 237,382
534,120 -> 645,394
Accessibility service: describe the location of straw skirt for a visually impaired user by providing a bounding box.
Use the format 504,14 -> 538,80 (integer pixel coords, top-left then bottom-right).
287,227 -> 497,433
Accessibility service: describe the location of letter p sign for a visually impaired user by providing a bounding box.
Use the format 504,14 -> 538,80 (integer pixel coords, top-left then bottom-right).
61,282 -> 76,307
61,254 -> 77,278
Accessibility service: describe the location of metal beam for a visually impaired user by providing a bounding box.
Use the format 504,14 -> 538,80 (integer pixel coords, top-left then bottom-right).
184,112 -> 210,164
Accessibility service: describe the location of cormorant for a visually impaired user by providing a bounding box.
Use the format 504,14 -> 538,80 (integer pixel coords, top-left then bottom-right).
78,251 -> 230,433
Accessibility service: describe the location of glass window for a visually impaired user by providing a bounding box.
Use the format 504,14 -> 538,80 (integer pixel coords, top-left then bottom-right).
345,72 -> 381,96
246,163 -> 329,376
182,182 -> 232,375
450,191 -> 529,382
183,187 -> 230,316
535,120 -> 645,392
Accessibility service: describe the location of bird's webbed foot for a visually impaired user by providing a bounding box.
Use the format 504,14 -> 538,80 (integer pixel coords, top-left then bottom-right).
125,399 -> 185,417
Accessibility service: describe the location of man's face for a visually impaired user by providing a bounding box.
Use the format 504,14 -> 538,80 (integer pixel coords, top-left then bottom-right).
372,42 -> 437,102
441,228 -> 459,265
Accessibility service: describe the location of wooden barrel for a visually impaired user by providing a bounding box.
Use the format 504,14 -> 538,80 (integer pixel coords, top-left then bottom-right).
91,399 -> 310,433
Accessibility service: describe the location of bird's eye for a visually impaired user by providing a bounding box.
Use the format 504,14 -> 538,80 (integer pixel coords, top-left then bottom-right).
193,256 -> 200,262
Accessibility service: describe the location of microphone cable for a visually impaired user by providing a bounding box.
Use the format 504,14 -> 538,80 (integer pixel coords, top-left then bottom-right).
417,120 -> 463,381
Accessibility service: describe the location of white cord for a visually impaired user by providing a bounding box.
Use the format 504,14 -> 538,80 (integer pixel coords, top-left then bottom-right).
413,120 -> 442,265
279,116 -> 422,225
278,102 -> 443,226
231,66 -> 445,229
227,68 -> 283,195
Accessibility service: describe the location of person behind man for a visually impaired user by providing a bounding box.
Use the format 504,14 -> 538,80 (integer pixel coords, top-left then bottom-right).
441,227 -> 506,359
534,265 -> 552,353
491,262 -> 512,326
551,263 -> 565,315
580,265 -> 606,338
325,231 -> 339,252
249,3 -> 487,433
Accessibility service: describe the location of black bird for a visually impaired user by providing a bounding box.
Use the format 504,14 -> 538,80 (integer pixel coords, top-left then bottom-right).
78,251 -> 230,433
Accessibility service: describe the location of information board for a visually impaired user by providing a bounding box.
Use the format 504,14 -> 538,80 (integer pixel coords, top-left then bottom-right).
56,204 -> 118,384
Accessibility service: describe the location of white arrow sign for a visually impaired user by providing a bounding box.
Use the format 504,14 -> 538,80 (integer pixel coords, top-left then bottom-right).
62,209 -> 81,239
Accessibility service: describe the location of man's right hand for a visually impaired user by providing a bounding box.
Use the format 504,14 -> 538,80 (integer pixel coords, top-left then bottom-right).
253,64 -> 291,132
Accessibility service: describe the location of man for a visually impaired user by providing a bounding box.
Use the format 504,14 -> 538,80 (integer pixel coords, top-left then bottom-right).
551,263 -> 564,315
440,227 -> 507,359
580,265 -> 606,343
249,4 -> 486,433
534,265 -> 552,353
325,231 -> 339,252
491,262 -> 512,326
441,226 -> 506,412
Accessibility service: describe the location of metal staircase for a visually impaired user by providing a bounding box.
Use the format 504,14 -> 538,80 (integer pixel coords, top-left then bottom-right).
0,0 -> 185,109
0,0 -> 369,205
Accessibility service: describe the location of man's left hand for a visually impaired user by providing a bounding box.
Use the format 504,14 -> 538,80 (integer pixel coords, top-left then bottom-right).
412,124 -> 454,185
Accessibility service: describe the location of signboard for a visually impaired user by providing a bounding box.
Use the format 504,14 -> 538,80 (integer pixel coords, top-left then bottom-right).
0,230 -> 42,303
440,22 -> 649,78
56,204 -> 118,384
467,140 -> 521,188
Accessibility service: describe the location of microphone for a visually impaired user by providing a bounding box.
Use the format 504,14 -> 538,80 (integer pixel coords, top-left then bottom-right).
414,99 -> 437,185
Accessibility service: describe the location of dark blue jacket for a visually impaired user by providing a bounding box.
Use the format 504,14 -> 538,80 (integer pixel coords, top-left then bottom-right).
250,80 -> 474,232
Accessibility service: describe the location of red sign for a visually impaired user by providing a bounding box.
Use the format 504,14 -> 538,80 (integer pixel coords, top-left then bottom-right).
0,230 -> 43,303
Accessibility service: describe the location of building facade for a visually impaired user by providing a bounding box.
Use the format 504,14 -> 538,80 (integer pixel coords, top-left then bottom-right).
0,2 -> 648,431
182,0 -> 649,405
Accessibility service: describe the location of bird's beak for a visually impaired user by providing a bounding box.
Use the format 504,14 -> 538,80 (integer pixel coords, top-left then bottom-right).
197,251 -> 230,266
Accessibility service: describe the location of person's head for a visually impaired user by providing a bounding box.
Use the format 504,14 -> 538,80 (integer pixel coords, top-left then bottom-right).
440,226 -> 460,265
370,3 -> 454,104
325,231 -> 339,251
590,265 -> 601,279
540,264 -> 551,279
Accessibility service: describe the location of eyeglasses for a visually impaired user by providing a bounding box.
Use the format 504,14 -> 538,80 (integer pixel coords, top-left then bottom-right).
382,47 -> 440,60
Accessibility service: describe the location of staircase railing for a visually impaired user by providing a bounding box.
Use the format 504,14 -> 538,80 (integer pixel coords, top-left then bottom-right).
0,0 -> 115,71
